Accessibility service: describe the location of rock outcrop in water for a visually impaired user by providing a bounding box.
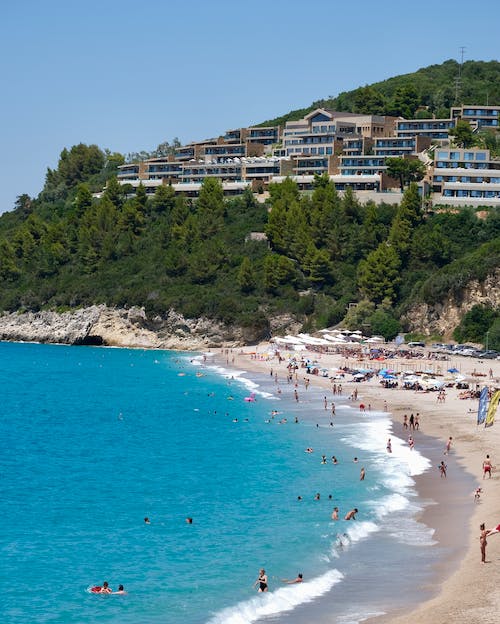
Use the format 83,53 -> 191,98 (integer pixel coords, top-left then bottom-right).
0,306 -> 271,350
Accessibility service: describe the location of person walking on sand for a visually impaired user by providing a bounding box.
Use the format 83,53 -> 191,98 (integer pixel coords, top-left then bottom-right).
439,461 -> 447,478
480,523 -> 490,563
254,569 -> 268,592
445,436 -> 452,455
403,414 -> 408,430
386,438 -> 392,453
483,455 -> 493,479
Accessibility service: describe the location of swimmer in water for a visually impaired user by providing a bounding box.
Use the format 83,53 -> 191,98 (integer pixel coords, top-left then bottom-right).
114,585 -> 126,594
344,508 -> 358,520
282,573 -> 303,584
100,581 -> 112,594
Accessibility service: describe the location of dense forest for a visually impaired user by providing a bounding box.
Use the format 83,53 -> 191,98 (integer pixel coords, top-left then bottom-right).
260,60 -> 500,127
0,143 -> 499,348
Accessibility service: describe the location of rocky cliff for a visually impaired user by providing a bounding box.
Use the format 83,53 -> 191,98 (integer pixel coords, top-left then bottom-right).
403,270 -> 500,337
0,306 -> 266,350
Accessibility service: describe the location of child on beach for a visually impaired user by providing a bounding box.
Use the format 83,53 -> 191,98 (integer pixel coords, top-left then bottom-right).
444,436 -> 452,455
439,461 -> 447,478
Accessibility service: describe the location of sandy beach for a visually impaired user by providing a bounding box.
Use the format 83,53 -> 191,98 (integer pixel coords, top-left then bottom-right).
219,344 -> 500,624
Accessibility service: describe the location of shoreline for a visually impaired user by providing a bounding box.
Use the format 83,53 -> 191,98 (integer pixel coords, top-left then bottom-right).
217,344 -> 500,623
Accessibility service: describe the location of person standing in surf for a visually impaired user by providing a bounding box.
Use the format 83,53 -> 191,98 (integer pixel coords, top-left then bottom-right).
254,569 -> 268,592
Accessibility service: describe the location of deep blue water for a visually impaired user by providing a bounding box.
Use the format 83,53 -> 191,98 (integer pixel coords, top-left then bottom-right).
0,342 -> 455,624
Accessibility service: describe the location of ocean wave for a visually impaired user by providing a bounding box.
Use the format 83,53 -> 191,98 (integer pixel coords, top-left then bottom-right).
344,520 -> 379,544
206,569 -> 343,624
202,364 -> 275,400
372,492 -> 410,519
340,416 -> 432,486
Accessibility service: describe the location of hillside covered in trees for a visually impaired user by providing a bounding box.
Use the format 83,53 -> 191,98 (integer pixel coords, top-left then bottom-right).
260,59 -> 500,127
0,143 -> 499,348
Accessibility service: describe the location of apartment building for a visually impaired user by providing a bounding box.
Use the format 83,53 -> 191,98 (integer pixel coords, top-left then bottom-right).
111,105 -> 498,207
282,109 -> 356,158
396,118 -> 456,140
432,147 -> 500,206
373,136 -> 432,157
451,105 -> 500,130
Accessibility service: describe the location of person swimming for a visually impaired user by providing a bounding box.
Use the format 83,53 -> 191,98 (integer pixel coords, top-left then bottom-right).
282,573 -> 303,584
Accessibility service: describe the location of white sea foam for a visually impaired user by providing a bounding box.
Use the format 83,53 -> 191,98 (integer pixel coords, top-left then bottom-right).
335,608 -> 386,624
206,569 -> 343,624
340,414 -> 432,488
187,357 -> 272,399
373,492 -> 410,519
338,413 -> 437,551
344,520 -> 379,544
388,516 -> 437,546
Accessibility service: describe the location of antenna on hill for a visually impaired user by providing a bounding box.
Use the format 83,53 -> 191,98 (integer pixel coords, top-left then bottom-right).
454,46 -> 466,105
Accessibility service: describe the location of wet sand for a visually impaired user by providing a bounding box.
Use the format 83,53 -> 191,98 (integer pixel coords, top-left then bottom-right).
218,345 -> 500,623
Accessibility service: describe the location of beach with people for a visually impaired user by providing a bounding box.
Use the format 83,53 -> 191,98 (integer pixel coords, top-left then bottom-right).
215,340 -> 500,624
1,338 -> 499,624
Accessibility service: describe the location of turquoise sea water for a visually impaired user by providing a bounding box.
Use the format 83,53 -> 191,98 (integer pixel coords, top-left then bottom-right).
0,342 -> 468,623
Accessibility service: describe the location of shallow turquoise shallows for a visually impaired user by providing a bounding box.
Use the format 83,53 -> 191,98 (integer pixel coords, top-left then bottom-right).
0,342 -> 452,624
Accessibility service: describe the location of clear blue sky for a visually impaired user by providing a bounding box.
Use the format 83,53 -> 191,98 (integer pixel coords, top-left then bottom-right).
0,0 -> 498,213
